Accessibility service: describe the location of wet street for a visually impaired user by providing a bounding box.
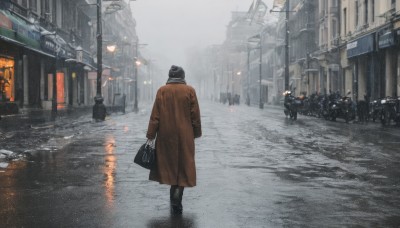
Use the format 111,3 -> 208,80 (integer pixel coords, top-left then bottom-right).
1,101 -> 400,227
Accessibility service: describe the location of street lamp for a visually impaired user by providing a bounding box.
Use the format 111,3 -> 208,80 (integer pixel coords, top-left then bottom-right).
41,31 -> 59,120
248,32 -> 264,109
93,0 -> 106,121
246,44 -> 251,106
133,41 -> 147,113
106,44 -> 117,53
270,0 -> 293,91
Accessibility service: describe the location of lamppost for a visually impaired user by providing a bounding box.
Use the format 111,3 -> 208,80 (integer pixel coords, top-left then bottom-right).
248,32 -> 265,109
246,44 -> 251,106
133,41 -> 147,113
284,0 -> 290,91
106,43 -> 117,104
133,57 -> 140,113
146,59 -> 156,101
259,33 -> 264,109
233,71 -> 241,95
52,46 -> 59,120
270,0 -> 291,91
92,0 -> 106,121
41,31 -> 59,120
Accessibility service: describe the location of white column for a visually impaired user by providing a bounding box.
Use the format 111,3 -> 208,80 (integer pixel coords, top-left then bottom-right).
397,52 -> 400,96
23,55 -> 29,106
72,72 -> 77,106
386,50 -> 394,97
64,68 -> 68,105
358,60 -> 366,99
84,72 -> 88,105
40,60 -> 45,103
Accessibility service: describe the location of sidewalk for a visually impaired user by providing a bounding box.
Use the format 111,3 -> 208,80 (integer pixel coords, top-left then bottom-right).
0,106 -> 92,130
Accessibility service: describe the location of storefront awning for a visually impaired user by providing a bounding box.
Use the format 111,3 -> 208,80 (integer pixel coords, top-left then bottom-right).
347,33 -> 375,58
0,34 -> 55,58
65,58 -> 96,70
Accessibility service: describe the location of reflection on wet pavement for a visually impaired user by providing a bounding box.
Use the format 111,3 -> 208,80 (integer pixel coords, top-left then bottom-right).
104,135 -> 116,207
0,102 -> 400,227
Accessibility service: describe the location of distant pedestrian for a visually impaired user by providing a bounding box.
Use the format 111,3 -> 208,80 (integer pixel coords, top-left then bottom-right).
146,65 -> 202,214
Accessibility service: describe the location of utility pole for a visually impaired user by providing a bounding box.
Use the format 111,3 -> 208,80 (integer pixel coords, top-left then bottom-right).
284,0 -> 290,91
133,41 -> 139,113
259,32 -> 264,109
247,46 -> 250,106
93,0 -> 106,121
51,44 -> 58,121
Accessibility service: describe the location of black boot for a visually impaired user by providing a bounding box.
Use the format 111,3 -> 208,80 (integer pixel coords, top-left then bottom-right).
170,186 -> 184,214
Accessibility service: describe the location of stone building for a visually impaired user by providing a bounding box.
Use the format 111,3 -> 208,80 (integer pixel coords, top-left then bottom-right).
341,0 -> 400,101
0,0 -> 139,114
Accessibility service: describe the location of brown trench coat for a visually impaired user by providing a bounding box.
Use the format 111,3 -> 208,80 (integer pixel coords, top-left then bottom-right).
146,82 -> 202,187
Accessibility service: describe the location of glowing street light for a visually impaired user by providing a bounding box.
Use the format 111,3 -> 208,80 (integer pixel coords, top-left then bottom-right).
106,44 -> 117,53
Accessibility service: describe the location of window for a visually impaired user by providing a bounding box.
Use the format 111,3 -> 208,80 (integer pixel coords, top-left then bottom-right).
52,0 -> 56,24
355,1 -> 359,26
343,8 -> 347,35
41,0 -> 49,13
332,19 -> 337,39
21,0 -> 27,7
371,0 -> 375,23
29,0 -> 37,12
364,0 -> 368,24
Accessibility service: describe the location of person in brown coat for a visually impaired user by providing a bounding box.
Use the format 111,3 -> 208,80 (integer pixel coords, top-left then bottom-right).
146,65 -> 202,214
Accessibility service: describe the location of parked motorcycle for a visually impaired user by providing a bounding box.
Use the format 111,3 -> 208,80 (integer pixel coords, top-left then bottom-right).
327,91 -> 355,123
318,94 -> 330,119
369,99 -> 383,122
381,96 -> 400,125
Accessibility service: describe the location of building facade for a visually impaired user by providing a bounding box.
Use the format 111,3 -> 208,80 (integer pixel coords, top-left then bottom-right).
341,0 -> 400,101
0,0 -> 139,115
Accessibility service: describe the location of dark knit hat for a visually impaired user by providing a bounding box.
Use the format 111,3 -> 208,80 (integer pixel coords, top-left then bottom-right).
168,65 -> 185,79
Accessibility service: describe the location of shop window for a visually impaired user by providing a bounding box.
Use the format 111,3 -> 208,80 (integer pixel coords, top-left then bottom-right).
47,72 -> 65,104
0,58 -> 15,102
56,72 -> 64,104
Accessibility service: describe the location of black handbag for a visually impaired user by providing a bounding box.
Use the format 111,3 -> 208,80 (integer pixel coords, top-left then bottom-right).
134,140 -> 156,170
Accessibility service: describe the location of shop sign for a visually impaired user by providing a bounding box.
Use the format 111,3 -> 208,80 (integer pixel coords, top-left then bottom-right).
82,51 -> 94,67
0,10 -> 41,49
0,11 -> 12,29
40,35 -> 68,57
379,31 -> 395,49
347,33 -> 375,58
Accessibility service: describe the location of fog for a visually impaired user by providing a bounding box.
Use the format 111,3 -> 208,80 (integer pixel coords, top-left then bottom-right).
131,0 -> 273,75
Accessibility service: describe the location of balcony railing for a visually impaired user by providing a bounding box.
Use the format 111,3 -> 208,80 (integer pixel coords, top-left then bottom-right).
8,2 -> 28,17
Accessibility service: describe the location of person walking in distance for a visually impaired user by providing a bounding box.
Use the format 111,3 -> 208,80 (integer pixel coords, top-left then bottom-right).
146,65 -> 202,214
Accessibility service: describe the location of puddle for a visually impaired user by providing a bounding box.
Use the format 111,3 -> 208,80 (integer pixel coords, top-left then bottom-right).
0,162 -> 9,169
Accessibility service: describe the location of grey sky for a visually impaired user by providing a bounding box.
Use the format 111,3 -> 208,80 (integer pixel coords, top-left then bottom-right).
131,0 -> 273,69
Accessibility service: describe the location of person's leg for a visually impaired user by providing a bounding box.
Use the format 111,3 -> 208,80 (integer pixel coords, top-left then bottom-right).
170,185 -> 178,202
170,185 -> 184,214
